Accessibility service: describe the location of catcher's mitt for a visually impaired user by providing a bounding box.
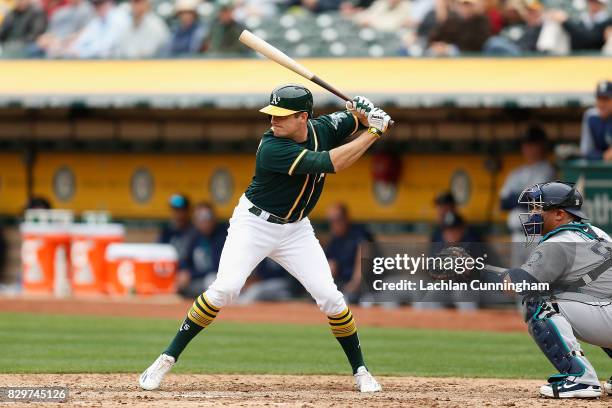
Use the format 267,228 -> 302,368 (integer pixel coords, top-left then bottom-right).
427,246 -> 474,281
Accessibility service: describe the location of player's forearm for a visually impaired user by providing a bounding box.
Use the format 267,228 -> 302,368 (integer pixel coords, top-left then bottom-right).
329,130 -> 378,172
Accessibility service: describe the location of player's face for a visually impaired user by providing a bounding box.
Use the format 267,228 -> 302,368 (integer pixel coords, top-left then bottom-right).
596,96 -> 612,118
541,209 -> 570,234
270,113 -> 307,138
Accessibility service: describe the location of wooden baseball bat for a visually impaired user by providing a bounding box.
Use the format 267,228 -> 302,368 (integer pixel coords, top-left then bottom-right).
239,29 -> 394,126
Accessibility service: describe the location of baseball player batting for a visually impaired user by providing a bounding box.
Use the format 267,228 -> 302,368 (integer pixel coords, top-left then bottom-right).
139,85 -> 391,392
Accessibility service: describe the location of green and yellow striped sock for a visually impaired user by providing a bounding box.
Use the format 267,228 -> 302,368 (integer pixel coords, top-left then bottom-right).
328,308 -> 365,374
164,293 -> 220,360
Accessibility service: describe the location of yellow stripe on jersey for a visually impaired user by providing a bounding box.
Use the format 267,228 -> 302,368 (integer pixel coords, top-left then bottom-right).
350,112 -> 359,136
288,149 -> 308,176
297,124 -> 320,220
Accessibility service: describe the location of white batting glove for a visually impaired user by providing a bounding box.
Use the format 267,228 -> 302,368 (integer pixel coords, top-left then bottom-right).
345,96 -> 374,116
367,108 -> 391,136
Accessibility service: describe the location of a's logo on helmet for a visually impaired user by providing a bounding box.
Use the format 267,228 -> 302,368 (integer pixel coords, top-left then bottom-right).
271,93 -> 280,105
576,199 -> 580,205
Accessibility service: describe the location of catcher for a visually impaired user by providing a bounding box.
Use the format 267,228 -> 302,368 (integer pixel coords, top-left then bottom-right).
432,181 -> 612,399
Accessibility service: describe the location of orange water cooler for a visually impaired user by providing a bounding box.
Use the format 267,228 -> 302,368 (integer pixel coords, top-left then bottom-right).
20,210 -> 73,296
105,243 -> 177,295
70,223 -> 125,295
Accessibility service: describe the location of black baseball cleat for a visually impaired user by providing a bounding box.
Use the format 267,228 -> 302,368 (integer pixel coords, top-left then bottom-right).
540,379 -> 601,399
604,377 -> 612,395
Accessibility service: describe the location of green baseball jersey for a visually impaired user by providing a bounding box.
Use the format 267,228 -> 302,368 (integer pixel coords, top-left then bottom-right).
245,111 -> 361,222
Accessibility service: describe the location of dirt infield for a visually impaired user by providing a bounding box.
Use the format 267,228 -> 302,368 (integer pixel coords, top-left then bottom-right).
0,295 -> 526,332
1,374 -> 609,407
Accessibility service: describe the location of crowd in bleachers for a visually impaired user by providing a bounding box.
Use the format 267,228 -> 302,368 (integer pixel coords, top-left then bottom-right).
0,0 -> 610,57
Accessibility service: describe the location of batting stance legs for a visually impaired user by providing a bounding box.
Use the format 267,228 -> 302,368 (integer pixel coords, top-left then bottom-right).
140,195 -> 376,391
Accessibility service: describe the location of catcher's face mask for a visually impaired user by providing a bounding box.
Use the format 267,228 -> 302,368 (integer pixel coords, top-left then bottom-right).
518,184 -> 545,244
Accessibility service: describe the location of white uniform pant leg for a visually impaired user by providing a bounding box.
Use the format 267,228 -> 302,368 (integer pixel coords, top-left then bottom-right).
546,302 -> 600,386
205,197 -> 281,308
270,218 -> 347,316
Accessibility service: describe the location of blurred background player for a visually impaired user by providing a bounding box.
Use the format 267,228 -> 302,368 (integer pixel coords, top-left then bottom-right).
158,194 -> 196,266
580,80 -> 612,161
430,191 -> 481,244
325,203 -> 373,304
499,125 -> 556,266
177,202 -> 227,299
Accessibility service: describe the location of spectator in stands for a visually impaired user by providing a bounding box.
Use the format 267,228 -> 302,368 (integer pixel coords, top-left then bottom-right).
165,0 -> 206,56
484,0 -> 542,55
484,0 -> 502,34
340,0 -> 375,17
238,258 -> 296,304
41,0 -> 67,18
604,25 -> 612,54
430,191 -> 481,243
232,0 -> 278,25
580,80 -> 612,160
286,0 -> 342,13
352,0 -> 412,33
202,0 -> 246,54
114,0 -> 169,58
545,0 -> 612,52
499,125 -> 555,264
426,0 -> 491,56
325,203 -> 373,304
0,0 -> 14,25
34,0 -> 93,58
0,0 -> 46,57
176,202 -> 226,299
158,193 -> 196,266
66,0 -> 129,58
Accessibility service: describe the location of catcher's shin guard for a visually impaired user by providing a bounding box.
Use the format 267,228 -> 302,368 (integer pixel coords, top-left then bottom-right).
526,301 -> 586,379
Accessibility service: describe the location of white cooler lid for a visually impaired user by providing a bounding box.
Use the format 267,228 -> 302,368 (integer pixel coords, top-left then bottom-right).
106,243 -> 178,262
71,223 -> 125,237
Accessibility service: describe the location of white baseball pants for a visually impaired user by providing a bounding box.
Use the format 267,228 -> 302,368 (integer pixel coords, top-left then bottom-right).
205,194 -> 347,316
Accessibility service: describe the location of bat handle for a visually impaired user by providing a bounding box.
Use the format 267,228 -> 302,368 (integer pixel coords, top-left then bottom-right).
311,76 -> 395,127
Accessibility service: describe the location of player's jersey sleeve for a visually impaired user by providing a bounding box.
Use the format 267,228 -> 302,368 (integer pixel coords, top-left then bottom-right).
259,137 -> 335,175
318,110 -> 362,148
520,242 -> 571,283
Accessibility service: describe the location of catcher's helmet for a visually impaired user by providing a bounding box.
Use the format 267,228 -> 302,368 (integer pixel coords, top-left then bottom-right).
518,181 -> 587,240
259,84 -> 313,118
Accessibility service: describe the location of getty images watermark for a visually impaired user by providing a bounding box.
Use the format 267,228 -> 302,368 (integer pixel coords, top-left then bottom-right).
360,243 -> 551,304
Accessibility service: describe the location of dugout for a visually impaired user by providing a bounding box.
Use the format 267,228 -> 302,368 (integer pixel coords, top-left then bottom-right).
0,57 -> 609,222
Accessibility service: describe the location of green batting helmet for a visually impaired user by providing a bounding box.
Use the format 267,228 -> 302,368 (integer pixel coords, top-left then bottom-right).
259,84 -> 313,117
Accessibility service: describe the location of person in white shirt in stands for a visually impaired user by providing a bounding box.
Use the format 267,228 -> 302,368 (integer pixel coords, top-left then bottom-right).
114,0 -> 169,58
67,0 -> 129,58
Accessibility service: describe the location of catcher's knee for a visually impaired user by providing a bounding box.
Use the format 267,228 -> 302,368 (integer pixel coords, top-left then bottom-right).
526,302 -> 586,378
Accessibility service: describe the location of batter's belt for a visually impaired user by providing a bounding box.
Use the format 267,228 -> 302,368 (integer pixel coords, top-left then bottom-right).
248,205 -> 289,224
